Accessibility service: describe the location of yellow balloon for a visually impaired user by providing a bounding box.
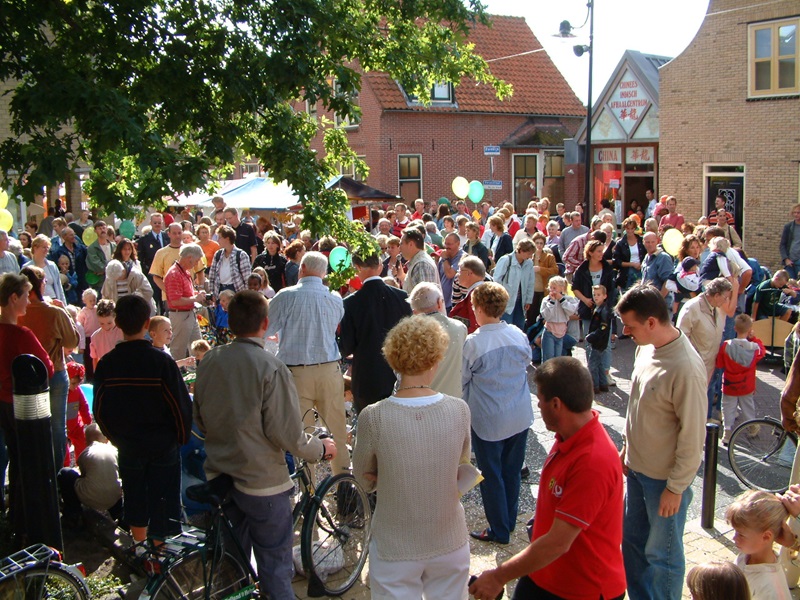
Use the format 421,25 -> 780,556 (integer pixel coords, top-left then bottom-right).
0,208 -> 12,231
82,227 -> 97,245
0,190 -> 8,210
661,228 -> 684,257
451,177 -> 470,200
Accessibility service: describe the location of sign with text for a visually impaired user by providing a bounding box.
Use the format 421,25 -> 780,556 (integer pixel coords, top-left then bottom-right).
483,146 -> 501,156
483,180 -> 503,190
594,147 -> 622,164
608,70 -> 651,135
626,147 -> 655,164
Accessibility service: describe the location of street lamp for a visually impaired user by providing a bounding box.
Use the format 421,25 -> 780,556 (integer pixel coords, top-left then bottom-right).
556,2 -> 594,212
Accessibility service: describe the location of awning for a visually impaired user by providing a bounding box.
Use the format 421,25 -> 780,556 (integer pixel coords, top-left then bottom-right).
199,177 -> 301,212
326,175 -> 400,202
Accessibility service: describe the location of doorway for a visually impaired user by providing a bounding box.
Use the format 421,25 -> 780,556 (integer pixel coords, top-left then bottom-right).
624,176 -> 654,217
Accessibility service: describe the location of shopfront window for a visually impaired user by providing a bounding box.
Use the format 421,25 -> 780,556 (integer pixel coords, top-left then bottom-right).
592,147 -> 622,215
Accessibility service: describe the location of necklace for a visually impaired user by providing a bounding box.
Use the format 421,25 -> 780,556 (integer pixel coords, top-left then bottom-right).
396,385 -> 432,392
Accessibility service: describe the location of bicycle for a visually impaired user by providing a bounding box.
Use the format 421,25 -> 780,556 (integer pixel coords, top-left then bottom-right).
143,431 -> 372,599
728,415 -> 798,493
0,543 -> 90,600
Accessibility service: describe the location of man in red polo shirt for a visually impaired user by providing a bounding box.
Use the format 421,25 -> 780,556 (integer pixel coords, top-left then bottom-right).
164,244 -> 206,359
470,356 -> 625,600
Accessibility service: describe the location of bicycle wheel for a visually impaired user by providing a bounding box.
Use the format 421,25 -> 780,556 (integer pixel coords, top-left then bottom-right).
150,551 -> 253,600
301,473 -> 371,597
728,418 -> 796,493
17,566 -> 90,600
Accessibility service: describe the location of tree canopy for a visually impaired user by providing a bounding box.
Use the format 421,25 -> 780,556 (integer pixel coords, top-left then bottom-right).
0,0 -> 510,254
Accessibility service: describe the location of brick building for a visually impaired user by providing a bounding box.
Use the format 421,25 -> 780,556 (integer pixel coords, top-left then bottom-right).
305,15 -> 586,214
659,0 -> 800,267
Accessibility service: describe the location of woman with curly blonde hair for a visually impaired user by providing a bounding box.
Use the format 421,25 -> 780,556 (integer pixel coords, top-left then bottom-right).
353,315 -> 472,599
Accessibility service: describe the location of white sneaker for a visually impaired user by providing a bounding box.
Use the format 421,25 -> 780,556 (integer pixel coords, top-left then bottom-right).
606,372 -> 616,386
722,431 -> 732,445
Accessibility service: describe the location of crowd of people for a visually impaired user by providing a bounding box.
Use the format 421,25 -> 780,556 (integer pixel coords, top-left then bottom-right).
2,191 -> 800,599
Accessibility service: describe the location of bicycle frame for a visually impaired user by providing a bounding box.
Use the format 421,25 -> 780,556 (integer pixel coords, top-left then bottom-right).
144,500 -> 258,600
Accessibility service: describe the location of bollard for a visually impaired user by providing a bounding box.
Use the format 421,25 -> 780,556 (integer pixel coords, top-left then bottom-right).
701,422 -> 719,529
12,354 -> 64,552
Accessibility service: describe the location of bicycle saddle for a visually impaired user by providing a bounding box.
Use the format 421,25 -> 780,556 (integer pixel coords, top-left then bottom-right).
186,473 -> 234,505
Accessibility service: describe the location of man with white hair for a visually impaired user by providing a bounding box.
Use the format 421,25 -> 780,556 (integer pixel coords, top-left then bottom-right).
409,282 -> 467,397
373,218 -> 392,237
266,252 -> 350,476
150,222 -> 206,313
163,244 -> 207,359
0,231 -> 20,275
450,255 -> 488,334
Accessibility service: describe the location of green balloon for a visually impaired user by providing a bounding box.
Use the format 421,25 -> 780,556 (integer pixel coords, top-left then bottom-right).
328,246 -> 351,272
468,180 -> 485,203
119,220 -> 136,239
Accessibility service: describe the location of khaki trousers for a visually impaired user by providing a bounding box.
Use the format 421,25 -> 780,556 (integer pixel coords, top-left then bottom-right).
288,362 -> 349,476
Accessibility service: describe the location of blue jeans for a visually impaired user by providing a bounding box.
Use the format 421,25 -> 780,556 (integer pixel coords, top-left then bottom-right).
501,294 -> 526,331
582,319 -> 613,375
587,346 -> 607,388
787,263 -> 800,281
541,329 -> 563,363
471,428 -> 529,543
707,368 -> 723,418
623,469 -> 692,600
49,370 -> 69,469
227,488 -> 294,600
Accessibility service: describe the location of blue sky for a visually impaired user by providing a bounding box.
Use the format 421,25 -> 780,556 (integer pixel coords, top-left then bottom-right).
483,0 -> 711,104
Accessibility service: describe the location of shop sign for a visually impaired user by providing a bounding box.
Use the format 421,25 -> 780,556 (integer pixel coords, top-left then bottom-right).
608,70 -> 651,135
626,147 -> 655,164
594,147 -> 622,164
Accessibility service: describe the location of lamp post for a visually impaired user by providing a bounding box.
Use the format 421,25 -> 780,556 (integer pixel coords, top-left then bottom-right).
558,1 -> 594,212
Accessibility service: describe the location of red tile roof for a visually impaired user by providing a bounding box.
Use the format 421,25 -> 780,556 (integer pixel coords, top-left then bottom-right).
365,15 -> 586,117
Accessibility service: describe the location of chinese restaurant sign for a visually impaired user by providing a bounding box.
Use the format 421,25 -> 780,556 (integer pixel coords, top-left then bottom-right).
608,70 -> 651,135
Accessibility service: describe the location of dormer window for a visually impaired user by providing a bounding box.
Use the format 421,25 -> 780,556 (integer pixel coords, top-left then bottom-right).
402,82 -> 455,105
431,83 -> 453,102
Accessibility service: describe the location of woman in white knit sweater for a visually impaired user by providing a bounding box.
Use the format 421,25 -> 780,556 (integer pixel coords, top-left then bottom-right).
353,315 -> 472,600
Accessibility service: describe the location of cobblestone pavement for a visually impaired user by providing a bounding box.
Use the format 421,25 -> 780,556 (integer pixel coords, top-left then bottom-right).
292,336 -> 800,599
70,335 -> 799,599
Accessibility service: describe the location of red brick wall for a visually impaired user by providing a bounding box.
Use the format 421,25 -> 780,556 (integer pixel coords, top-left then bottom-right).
306,76 -> 584,211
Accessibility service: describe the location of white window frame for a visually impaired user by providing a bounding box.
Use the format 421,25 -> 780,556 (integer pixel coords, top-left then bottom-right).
339,155 -> 366,181
398,154 -> 422,201
333,80 -> 360,129
748,17 -> 800,98
512,153 -> 540,210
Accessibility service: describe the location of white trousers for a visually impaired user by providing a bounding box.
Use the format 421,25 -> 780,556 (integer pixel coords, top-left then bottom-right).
369,540 -> 469,600
721,392 -> 755,434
